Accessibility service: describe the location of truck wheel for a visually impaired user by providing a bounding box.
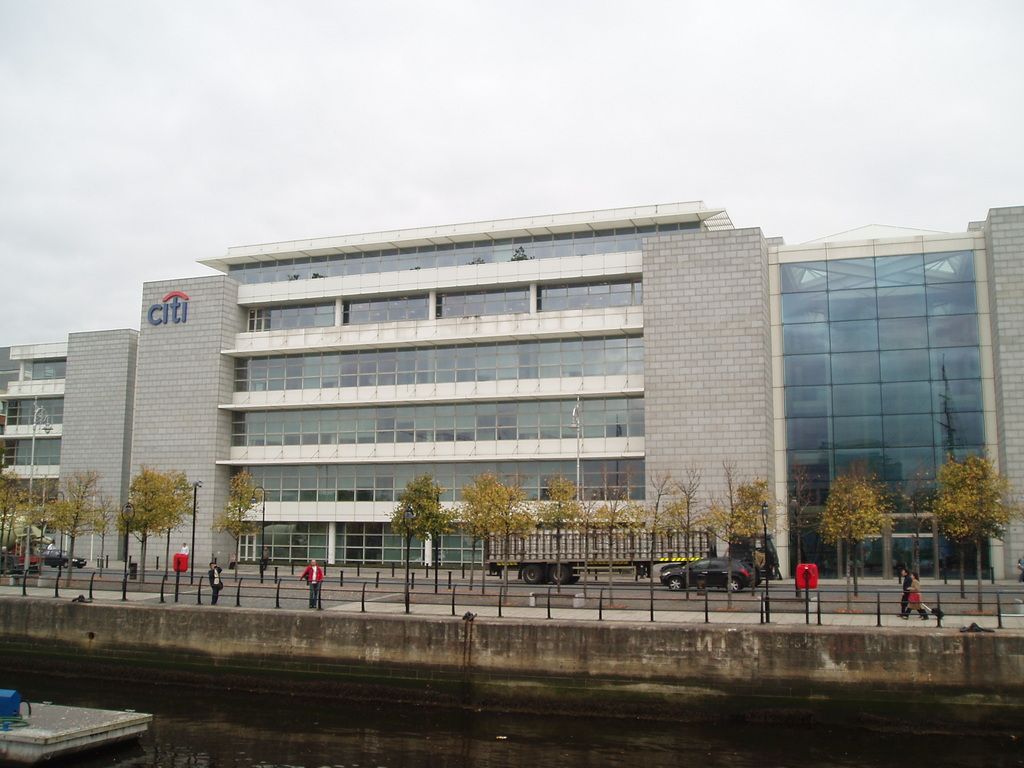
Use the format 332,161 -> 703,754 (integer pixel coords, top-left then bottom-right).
521,564 -> 546,584
548,564 -> 573,584
666,575 -> 685,591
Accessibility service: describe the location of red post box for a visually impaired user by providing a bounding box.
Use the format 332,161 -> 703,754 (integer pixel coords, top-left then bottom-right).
173,553 -> 189,573
796,563 -> 818,590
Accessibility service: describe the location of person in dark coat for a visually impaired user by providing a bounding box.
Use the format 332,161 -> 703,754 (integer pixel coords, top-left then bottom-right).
207,562 -> 224,605
898,567 -> 912,618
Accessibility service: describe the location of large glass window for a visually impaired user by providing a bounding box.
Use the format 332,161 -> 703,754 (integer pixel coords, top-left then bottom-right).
248,303 -> 335,332
29,359 -> 66,380
344,296 -> 430,324
240,458 -> 645,503
538,280 -> 642,311
437,288 -> 530,318
232,397 -> 643,447
227,223 -> 695,285
5,398 -> 64,426
236,336 -> 643,392
782,249 -> 984,494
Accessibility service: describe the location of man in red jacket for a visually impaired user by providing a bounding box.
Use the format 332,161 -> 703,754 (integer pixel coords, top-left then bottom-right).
299,559 -> 324,609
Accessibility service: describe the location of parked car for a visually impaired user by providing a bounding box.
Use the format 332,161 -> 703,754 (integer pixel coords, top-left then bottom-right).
42,550 -> 87,569
660,557 -> 759,592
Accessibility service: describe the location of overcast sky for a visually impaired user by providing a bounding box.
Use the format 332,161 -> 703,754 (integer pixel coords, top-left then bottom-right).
2,1 -> 1021,346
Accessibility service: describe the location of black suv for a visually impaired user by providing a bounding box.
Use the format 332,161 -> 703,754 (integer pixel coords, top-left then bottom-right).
660,557 -> 758,592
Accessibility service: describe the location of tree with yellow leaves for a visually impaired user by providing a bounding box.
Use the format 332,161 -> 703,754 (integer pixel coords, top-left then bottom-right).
820,464 -> 892,598
460,472 -> 534,593
537,475 -> 581,591
934,453 -> 1019,606
706,464 -> 770,604
214,471 -> 262,566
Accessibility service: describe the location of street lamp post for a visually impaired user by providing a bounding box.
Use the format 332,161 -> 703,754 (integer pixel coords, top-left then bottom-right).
403,505 -> 414,614
122,502 -> 134,600
23,399 -> 52,575
760,501 -> 771,621
251,486 -> 266,582
190,481 -> 202,584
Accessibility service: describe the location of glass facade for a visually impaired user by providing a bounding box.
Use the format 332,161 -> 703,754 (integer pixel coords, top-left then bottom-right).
240,458 -> 645,504
5,438 -> 61,466
782,250 -> 984,493
5,397 -> 64,426
233,397 -> 643,447
235,335 -> 643,392
248,303 -> 335,332
228,222 -> 696,285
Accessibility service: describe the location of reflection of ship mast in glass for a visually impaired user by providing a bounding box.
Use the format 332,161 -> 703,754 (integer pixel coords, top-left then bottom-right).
938,358 -> 961,454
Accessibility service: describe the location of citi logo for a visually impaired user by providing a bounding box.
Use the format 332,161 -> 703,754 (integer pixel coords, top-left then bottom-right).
148,291 -> 190,326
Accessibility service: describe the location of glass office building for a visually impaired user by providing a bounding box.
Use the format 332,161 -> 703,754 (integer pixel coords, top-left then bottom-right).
4,203 -> 1023,579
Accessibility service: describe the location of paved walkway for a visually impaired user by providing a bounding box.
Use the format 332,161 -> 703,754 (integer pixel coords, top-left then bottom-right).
4,574 -> 1023,632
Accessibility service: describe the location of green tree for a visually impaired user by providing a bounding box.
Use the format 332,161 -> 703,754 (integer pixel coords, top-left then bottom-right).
537,475 -> 581,591
127,467 -> 192,581
0,467 -> 25,573
934,453 -> 1020,607
819,464 -> 892,599
214,471 -> 261,564
394,474 -> 455,594
460,473 -> 534,593
48,470 -> 104,584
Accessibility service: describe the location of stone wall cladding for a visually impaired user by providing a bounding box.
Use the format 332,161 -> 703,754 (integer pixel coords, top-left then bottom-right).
984,207 -> 1024,568
62,329 -> 139,504
131,276 -> 244,564
642,228 -> 774,497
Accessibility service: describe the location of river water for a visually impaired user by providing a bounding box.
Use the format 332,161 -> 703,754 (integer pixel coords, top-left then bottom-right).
2,669 -> 1021,768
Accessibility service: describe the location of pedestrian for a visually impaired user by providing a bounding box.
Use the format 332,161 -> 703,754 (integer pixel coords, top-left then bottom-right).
898,567 -> 912,618
207,562 -> 224,605
299,559 -> 324,609
1017,554 -> 1024,583
229,552 -> 237,570
259,547 -> 270,576
180,543 -> 189,555
907,571 -> 928,619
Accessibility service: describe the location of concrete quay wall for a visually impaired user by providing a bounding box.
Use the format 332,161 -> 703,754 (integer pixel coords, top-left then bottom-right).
1,598 -> 1021,727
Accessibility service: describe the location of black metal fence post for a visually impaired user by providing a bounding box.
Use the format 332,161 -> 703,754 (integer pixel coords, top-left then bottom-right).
997,593 -> 1003,629
361,581 -> 366,613
274,578 -> 281,609
88,572 -> 95,601
236,579 -> 242,607
159,574 -> 167,604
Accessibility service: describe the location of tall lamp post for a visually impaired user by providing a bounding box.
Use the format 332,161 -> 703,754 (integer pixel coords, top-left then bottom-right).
23,399 -> 52,574
251,486 -> 266,582
403,505 -> 414,614
121,502 -> 134,600
190,481 -> 202,584
760,501 -> 771,620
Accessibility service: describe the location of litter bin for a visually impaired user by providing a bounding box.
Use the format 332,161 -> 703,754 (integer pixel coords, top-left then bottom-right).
173,553 -> 189,573
796,563 -> 818,590
129,562 -> 138,580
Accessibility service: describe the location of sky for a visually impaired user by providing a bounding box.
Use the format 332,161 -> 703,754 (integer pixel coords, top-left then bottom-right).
1,1 -> 1022,346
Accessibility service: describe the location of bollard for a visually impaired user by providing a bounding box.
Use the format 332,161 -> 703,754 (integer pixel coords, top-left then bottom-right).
546,587 -> 552,619
339,570 -> 344,587
703,588 -> 709,623
196,580 -> 203,606
174,571 -> 181,603
649,588 -> 654,623
997,593 -> 1002,630
805,587 -> 811,625
375,572 -> 380,589
122,577 -> 128,602
816,593 -> 822,626
448,571 -> 453,591
54,567 -> 62,599
411,571 -> 415,591
598,588 -> 604,621
498,586 -> 504,618
451,585 -> 457,616
936,593 -> 943,628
